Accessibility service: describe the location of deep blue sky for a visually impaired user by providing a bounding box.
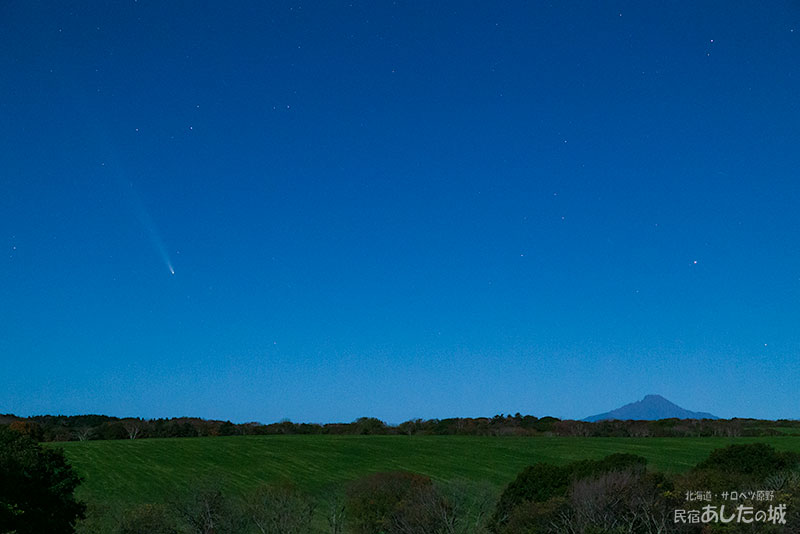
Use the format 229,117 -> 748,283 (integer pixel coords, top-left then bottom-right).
2,2 -> 799,423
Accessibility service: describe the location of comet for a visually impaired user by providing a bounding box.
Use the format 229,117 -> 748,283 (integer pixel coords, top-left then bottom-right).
125,182 -> 176,276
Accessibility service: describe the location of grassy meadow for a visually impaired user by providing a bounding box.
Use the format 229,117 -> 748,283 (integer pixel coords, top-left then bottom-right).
55,434 -> 800,511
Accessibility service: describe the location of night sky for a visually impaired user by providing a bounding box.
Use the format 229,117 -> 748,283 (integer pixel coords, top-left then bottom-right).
2,2 -> 799,423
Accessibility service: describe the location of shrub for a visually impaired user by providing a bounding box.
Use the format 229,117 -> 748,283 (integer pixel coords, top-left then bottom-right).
694,443 -> 800,479
491,454 -> 648,531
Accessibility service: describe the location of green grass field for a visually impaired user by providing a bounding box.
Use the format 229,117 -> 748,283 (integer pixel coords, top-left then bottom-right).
55,434 -> 800,511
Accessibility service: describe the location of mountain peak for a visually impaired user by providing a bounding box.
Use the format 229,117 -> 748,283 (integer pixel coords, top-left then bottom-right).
583,395 -> 718,422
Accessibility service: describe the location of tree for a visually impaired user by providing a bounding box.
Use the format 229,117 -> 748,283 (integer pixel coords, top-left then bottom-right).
387,484 -> 450,534
491,463 -> 572,530
98,421 -> 128,440
342,474 -> 484,534
7,421 -> 43,442
402,479 -> 494,534
354,417 -> 387,435
498,497 -> 568,534
218,421 -> 238,436
115,504 -> 179,534
0,426 -> 85,533
243,483 -> 314,534
437,479 -> 495,534
557,470 -> 678,534
74,427 -> 94,441
121,419 -> 142,440
346,471 -> 438,534
173,484 -> 245,534
325,492 -> 347,534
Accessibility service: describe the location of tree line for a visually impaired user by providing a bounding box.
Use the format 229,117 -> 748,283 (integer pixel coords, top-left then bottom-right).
1,412 -> 797,442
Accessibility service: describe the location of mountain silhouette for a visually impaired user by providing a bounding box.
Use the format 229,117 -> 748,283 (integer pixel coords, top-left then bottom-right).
583,394 -> 718,422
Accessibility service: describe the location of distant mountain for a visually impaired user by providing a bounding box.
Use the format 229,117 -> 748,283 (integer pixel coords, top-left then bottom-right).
583,394 -> 719,422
